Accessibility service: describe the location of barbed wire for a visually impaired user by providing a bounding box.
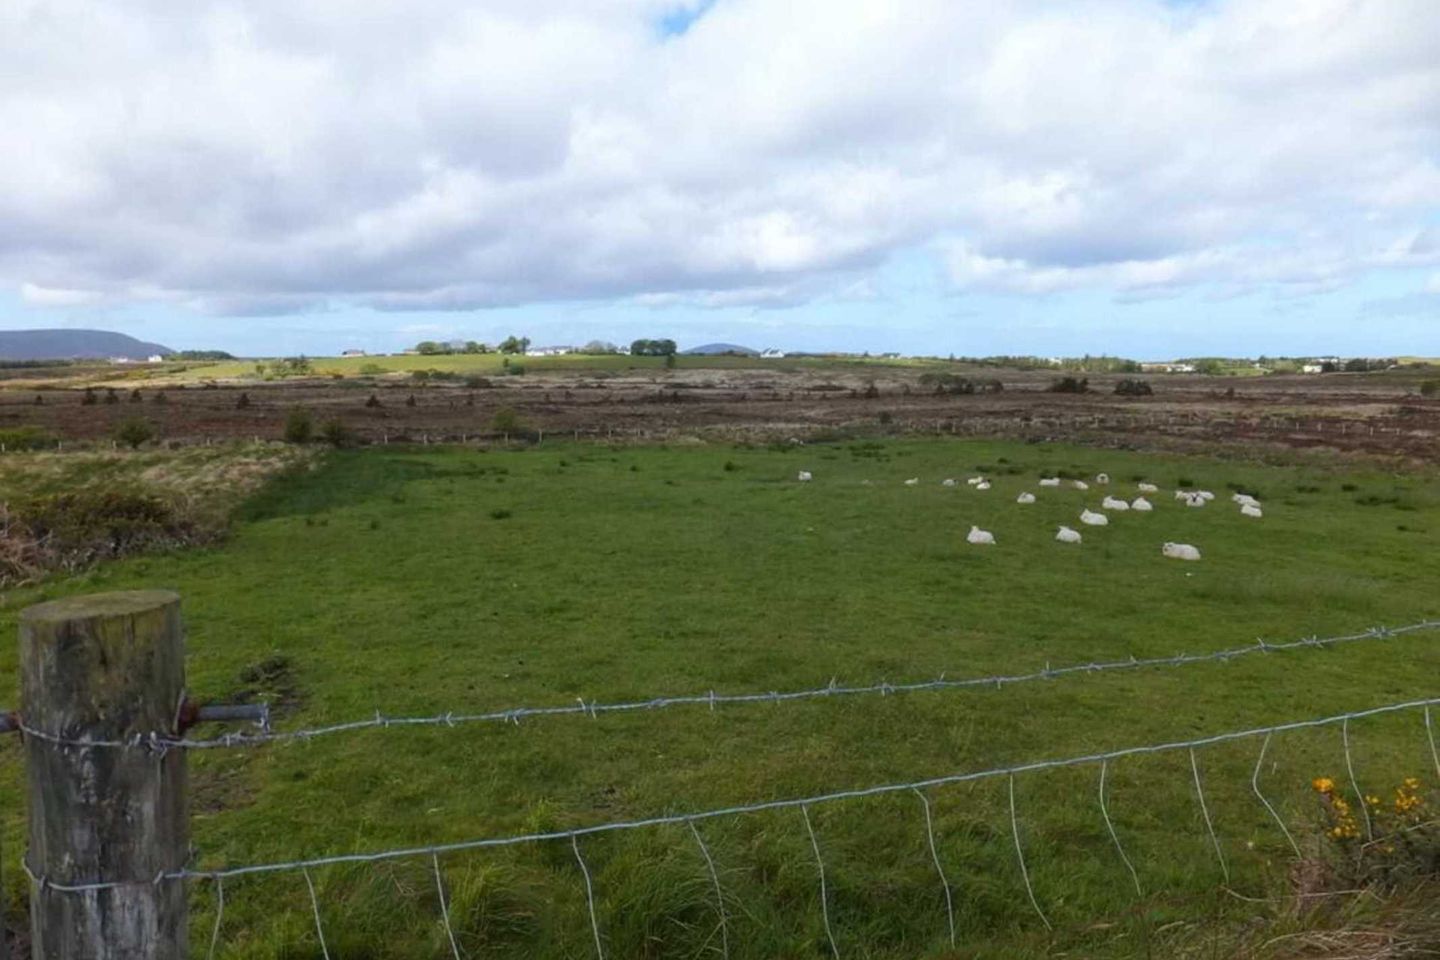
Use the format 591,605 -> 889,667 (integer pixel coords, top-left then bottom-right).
23,694 -> 1438,892
17,619 -> 1437,751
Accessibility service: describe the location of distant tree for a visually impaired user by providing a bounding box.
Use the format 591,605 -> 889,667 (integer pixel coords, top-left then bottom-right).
236,392 -> 251,409
580,340 -> 619,355
81,388 -> 98,406
320,419 -> 354,447
129,388 -> 142,403
630,338 -> 677,357
1320,360 -> 1340,373
491,407 -> 524,434
463,341 -> 489,354
415,341 -> 445,355
498,336 -> 531,355
405,394 -> 417,407
113,417 -> 155,450
171,350 -> 234,360
365,393 -> 382,408
283,408 -> 314,444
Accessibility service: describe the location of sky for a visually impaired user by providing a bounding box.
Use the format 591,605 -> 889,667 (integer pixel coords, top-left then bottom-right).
0,0 -> 1437,359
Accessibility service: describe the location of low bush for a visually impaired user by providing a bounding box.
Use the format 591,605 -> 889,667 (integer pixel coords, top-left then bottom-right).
113,417 -> 156,450
1048,376 -> 1090,394
1114,378 -> 1154,396
0,426 -> 57,451
283,408 -> 315,444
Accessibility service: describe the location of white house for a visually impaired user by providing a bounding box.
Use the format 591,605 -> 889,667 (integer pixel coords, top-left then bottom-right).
146,354 -> 164,363
525,345 -> 575,357
760,348 -> 787,358
1301,363 -> 1323,373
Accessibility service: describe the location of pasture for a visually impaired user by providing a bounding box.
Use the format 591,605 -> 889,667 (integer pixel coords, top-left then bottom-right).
1,437 -> 1437,957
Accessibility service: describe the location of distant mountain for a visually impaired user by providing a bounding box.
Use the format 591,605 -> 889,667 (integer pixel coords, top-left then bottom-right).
682,342 -> 760,356
0,329 -> 172,361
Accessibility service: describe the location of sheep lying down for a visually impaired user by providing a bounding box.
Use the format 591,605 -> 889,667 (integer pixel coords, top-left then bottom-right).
1163,542 -> 1201,561
1079,509 -> 1108,526
1055,525 -> 1082,543
1101,496 -> 1129,511
966,525 -> 995,545
1016,492 -> 1036,504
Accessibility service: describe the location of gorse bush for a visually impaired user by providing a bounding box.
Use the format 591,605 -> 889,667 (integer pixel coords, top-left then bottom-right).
283,408 -> 315,444
491,407 -> 524,435
0,426 -> 56,451
113,417 -> 156,450
1114,378 -> 1153,396
1048,376 -> 1090,394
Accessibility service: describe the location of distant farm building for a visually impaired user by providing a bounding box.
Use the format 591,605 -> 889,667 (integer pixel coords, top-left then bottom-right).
526,345 -> 575,357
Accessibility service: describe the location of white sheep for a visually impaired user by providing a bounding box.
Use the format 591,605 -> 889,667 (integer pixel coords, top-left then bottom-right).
966,476 -> 985,486
942,478 -> 958,487
1241,503 -> 1263,518
1039,477 -> 1061,487
1096,473 -> 1110,484
1231,492 -> 1259,506
1131,497 -> 1153,511
1073,480 -> 1090,490
1196,490 -> 1215,501
1101,495 -> 1130,511
797,470 -> 813,482
1163,542 -> 1202,561
1080,508 -> 1109,526
1185,493 -> 1207,507
975,480 -> 991,491
966,525 -> 995,545
1016,492 -> 1036,504
1055,525 -> 1083,544
904,477 -> 919,486
1174,490 -> 1191,501
1138,482 -> 1159,493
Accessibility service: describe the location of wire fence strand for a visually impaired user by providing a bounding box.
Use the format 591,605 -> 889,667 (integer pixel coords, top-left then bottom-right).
1008,775 -> 1052,930
1252,733 -> 1302,860
1342,718 -> 1374,842
20,620 -> 1436,751
687,820 -> 729,960
802,805 -> 840,959
1098,759 -> 1143,897
20,696 -> 1440,891
573,836 -> 605,960
1190,748 -> 1229,883
914,788 -> 957,948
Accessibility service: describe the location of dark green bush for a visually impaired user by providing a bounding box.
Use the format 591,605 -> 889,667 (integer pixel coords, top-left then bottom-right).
1114,378 -> 1154,396
113,417 -> 156,450
1048,376 -> 1090,394
283,408 -> 315,444
0,426 -> 56,451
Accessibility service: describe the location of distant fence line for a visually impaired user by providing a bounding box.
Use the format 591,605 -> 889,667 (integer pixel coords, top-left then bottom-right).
13,619 -> 1437,752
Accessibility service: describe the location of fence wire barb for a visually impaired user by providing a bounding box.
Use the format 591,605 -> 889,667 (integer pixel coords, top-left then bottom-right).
15,621 -> 1436,751
21,696 -> 1440,892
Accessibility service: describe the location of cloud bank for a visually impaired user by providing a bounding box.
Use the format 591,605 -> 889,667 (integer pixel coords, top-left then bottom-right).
1,0 -> 1437,319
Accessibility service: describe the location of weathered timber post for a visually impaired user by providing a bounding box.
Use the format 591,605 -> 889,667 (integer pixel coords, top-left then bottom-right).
20,590 -> 188,960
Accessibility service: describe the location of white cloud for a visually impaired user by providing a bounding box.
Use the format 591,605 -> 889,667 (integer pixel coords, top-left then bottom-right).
0,0 -> 1436,316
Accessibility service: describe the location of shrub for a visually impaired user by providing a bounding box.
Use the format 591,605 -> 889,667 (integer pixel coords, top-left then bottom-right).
504,363 -> 526,376
464,375 -> 492,389
877,410 -> 894,425
320,419 -> 354,448
152,391 -> 168,404
33,394 -> 44,405
1048,376 -> 1090,394
405,394 -> 417,407
283,408 -> 315,444
113,417 -> 156,450
491,407 -> 524,435
4,488 -> 204,582
1421,379 -> 1439,397
0,426 -> 56,451
1114,378 -> 1154,396
81,388 -> 98,405
129,389 -> 142,403
359,363 -> 387,376
104,388 -> 120,404
236,392 -> 251,409
365,393 -> 382,408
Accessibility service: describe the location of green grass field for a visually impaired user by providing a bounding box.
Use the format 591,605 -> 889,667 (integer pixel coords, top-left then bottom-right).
1,438 -> 1438,957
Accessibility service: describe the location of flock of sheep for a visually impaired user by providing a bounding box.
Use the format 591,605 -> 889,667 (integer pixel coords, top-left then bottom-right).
796,469 -> 1265,561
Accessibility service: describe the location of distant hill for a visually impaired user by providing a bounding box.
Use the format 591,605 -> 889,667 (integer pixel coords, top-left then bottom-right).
682,342 -> 759,356
0,329 -> 172,361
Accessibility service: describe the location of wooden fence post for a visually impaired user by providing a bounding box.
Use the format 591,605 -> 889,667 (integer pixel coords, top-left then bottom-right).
20,590 -> 189,960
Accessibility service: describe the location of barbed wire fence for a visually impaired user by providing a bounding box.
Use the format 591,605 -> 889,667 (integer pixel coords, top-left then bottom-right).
7,595 -> 1440,958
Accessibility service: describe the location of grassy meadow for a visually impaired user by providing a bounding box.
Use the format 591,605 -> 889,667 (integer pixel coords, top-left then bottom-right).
1,437 -> 1438,957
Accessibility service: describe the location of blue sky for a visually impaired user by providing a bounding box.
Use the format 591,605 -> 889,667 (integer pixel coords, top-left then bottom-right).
1,1 -> 1436,358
